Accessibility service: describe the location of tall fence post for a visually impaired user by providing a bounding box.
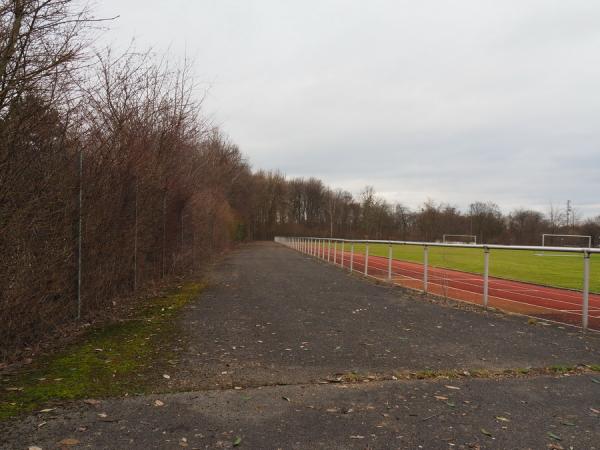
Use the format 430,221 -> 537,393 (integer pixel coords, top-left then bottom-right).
364,242 -> 369,276
328,239 -> 331,262
341,241 -> 345,268
423,245 -> 428,293
350,242 -> 354,272
133,178 -> 138,292
77,148 -> 83,320
333,241 -> 337,264
387,242 -> 392,281
483,247 -> 490,308
583,250 -> 590,330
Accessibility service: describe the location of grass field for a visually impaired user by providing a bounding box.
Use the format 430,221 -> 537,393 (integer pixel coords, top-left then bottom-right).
345,243 -> 600,293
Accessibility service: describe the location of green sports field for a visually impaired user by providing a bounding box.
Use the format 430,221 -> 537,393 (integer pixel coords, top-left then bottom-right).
343,243 -> 600,293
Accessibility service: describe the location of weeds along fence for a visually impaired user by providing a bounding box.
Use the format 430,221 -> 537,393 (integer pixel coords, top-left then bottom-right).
275,237 -> 600,332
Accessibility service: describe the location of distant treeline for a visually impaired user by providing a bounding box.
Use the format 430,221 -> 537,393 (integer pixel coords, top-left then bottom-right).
251,172 -> 600,246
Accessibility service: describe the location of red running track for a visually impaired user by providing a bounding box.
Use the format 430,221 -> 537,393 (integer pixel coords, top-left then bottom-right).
301,244 -> 600,331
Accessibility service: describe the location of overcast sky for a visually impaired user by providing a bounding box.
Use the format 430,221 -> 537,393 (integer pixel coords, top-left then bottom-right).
94,0 -> 600,217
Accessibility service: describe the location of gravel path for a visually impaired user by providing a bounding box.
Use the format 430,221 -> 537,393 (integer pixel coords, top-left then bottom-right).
2,242 -> 599,449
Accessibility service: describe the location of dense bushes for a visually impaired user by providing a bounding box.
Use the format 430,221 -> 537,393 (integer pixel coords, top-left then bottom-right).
0,1 -> 252,357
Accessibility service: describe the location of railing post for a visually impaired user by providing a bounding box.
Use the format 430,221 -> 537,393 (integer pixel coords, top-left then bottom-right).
350,242 -> 354,272
334,241 -> 337,264
341,241 -> 345,268
483,247 -> 490,308
328,239 -> 331,262
364,242 -> 369,276
387,242 -> 392,281
583,250 -> 590,330
423,245 -> 428,293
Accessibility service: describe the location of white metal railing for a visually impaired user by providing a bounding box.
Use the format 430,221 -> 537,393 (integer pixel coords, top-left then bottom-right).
274,236 -> 599,331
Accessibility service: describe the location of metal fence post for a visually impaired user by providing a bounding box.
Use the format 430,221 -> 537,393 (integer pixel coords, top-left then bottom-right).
483,247 -> 490,308
328,239 -> 331,262
350,242 -> 354,272
77,148 -> 83,320
583,250 -> 590,330
341,241 -> 345,268
364,243 -> 369,276
334,241 -> 337,264
423,245 -> 428,293
387,242 -> 392,281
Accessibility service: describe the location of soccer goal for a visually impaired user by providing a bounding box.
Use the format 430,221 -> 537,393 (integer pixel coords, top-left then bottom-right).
442,234 -> 477,245
541,234 -> 592,248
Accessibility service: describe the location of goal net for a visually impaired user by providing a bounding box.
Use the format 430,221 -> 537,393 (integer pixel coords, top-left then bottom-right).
541,234 -> 591,248
442,234 -> 477,245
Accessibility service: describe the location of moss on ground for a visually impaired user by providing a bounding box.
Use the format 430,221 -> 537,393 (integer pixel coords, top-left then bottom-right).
0,282 -> 205,420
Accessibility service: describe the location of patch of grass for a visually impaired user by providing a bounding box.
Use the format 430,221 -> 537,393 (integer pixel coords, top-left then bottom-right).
340,372 -> 362,382
0,282 -> 205,421
549,365 -> 575,374
352,243 -> 599,292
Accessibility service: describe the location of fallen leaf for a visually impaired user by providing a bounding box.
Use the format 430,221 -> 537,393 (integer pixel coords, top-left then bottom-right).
445,385 -> 460,390
97,412 -> 107,418
591,378 -> 600,384
480,428 -> 493,437
233,436 -> 242,446
282,396 -> 290,402
590,407 -> 600,414
39,408 -> 55,413
495,416 -> 510,422
350,435 -> 365,439
83,399 -> 101,405
58,438 -> 80,446
560,420 -> 575,426
162,374 -> 171,379
434,395 -> 448,400
28,447 -> 43,450
548,432 -> 562,441
154,400 -> 164,407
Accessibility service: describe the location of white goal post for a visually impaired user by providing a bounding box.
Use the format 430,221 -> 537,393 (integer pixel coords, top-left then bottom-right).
541,234 -> 592,248
442,234 -> 477,244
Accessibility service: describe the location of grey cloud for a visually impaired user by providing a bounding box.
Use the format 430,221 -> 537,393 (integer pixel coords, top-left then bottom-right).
95,0 -> 600,217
